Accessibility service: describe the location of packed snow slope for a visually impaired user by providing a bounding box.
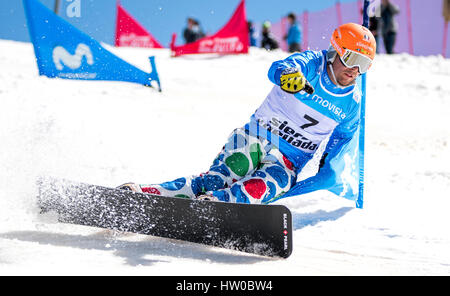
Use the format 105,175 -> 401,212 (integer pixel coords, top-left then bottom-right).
0,40 -> 449,275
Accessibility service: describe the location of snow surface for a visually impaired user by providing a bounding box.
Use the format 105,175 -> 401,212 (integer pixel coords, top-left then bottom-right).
0,40 -> 449,275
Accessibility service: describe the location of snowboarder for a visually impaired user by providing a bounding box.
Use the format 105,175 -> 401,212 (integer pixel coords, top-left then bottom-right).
119,23 -> 376,204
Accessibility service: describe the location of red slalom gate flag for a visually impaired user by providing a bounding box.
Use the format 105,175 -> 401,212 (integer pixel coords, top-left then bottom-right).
170,0 -> 249,56
115,3 -> 164,48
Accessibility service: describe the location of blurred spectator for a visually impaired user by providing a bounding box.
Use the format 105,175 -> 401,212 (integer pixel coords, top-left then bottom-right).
380,0 -> 400,54
183,17 -> 205,44
369,16 -> 380,53
445,0 -> 450,22
193,19 -> 205,39
248,21 -> 257,47
261,21 -> 279,51
283,12 -> 302,53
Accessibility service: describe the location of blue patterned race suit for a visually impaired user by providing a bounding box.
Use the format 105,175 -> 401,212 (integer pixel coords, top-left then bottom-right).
141,128 -> 297,204
140,50 -> 361,204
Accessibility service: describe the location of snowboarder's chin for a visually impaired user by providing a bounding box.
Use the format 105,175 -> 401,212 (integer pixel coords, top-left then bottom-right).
337,75 -> 356,86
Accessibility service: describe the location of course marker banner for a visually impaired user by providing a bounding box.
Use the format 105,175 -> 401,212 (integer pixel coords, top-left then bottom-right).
23,0 -> 161,90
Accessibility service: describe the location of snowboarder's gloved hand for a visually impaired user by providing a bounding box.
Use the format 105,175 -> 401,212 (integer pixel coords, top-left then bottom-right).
280,68 -> 314,94
117,182 -> 143,193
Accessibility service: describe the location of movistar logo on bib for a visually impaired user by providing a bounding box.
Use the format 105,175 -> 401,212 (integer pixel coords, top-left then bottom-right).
309,93 -> 347,120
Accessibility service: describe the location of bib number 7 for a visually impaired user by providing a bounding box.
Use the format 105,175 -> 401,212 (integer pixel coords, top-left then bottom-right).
300,114 -> 319,130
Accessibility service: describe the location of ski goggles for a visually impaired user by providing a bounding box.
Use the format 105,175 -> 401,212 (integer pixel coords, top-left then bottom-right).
339,49 -> 373,74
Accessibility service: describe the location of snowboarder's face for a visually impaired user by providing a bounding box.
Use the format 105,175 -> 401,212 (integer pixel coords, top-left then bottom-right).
332,57 -> 360,86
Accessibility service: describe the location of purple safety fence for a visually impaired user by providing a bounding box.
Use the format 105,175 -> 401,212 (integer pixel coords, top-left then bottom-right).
272,0 -> 450,57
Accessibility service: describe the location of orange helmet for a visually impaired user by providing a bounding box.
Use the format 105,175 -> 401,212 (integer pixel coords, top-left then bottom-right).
330,23 -> 376,73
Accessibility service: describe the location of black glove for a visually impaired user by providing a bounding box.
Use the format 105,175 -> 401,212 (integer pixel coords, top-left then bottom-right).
318,153 -> 328,172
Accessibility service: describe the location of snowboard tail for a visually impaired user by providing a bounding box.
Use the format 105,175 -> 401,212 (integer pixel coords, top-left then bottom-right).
37,177 -> 293,258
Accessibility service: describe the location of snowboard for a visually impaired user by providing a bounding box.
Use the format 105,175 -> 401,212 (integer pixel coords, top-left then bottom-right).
36,177 -> 293,258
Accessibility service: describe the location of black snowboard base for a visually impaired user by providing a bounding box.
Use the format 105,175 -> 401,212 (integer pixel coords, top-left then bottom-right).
36,176 -> 293,258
